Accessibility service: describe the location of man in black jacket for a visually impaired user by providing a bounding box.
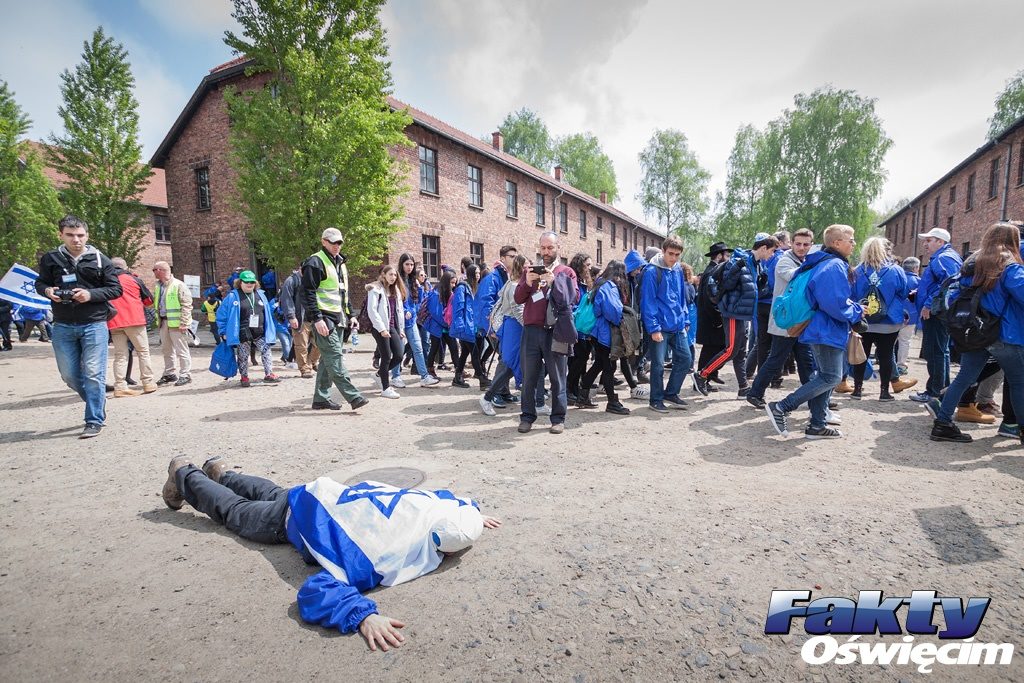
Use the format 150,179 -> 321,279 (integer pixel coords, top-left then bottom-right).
35,215 -> 123,438
694,243 -> 732,391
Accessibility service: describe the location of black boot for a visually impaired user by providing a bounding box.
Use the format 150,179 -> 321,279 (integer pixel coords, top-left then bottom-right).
930,420 -> 972,443
452,372 -> 469,388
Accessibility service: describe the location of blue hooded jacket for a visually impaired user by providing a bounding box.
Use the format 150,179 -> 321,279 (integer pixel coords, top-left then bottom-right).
904,272 -> 921,326
717,248 -> 759,321
422,289 -> 446,339
797,250 -> 864,350
216,289 -> 278,347
763,250 -> 782,303
640,254 -> 688,334
474,264 -> 508,333
917,243 -> 963,315
852,262 -> 909,327
624,250 -> 647,320
955,263 -> 1024,345
450,282 -> 476,343
591,280 -> 623,348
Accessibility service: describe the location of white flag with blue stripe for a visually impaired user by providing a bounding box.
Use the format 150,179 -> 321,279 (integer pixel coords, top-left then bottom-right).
0,264 -> 51,309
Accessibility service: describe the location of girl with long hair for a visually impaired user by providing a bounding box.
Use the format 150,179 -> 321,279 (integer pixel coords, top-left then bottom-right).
365,265 -> 407,398
450,262 -> 488,388
579,259 -> 630,414
566,252 -> 594,405
392,253 -> 439,387
480,255 -> 527,415
425,270 -> 459,378
929,222 -> 1024,444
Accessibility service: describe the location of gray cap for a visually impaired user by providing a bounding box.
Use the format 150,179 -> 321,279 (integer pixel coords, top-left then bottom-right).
322,227 -> 343,243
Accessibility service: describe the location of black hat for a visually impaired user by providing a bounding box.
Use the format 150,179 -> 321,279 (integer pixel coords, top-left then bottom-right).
705,242 -> 733,258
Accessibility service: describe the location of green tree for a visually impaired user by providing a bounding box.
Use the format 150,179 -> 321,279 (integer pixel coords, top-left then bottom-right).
47,27 -> 152,266
224,0 -> 412,274
0,82 -> 62,274
637,129 -> 711,255
552,132 -> 618,201
713,124 -> 781,248
497,108 -> 554,171
987,68 -> 1024,140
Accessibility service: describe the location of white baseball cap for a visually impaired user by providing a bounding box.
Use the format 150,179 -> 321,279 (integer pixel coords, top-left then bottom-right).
430,505 -> 484,553
917,228 -> 951,242
321,227 -> 344,243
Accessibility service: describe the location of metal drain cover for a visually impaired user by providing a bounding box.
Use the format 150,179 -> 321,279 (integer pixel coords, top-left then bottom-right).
344,467 -> 426,489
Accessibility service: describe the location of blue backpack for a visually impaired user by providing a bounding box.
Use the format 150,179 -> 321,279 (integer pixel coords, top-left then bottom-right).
772,263 -> 824,335
574,290 -> 597,336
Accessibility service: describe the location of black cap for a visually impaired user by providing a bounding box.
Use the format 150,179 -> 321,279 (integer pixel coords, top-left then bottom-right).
705,242 -> 733,258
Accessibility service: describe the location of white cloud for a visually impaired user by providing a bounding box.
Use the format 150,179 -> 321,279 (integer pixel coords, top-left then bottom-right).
138,0 -> 238,39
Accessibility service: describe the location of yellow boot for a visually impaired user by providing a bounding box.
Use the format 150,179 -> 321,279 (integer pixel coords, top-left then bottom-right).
955,403 -> 996,425
835,379 -> 854,394
891,378 -> 918,393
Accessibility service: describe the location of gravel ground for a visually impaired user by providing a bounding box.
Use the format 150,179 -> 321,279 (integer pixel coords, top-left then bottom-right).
0,336 -> 1021,682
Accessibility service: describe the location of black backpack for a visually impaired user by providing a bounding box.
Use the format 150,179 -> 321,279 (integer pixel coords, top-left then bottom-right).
937,276 -> 1002,352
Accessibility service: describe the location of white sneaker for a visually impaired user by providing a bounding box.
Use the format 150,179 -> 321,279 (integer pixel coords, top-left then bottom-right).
381,387 -> 400,399
630,385 -> 650,400
421,375 -> 440,387
286,362 -> 298,370
479,396 -> 496,416
373,376 -> 383,391
391,377 -> 406,389
825,409 -> 842,426
536,404 -> 551,416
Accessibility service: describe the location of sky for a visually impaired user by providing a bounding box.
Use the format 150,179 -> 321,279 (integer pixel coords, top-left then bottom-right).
2,0 -> 1022,228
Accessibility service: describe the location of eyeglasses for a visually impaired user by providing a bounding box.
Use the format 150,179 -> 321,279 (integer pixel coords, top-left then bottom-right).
328,239 -> 343,246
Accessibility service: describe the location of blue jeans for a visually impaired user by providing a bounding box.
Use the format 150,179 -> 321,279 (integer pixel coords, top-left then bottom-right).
778,343 -> 844,430
921,317 -> 950,396
278,328 -> 293,361
394,321 -> 429,380
989,341 -> 1024,426
52,321 -> 108,426
647,330 -> 692,403
936,349 -> 988,423
749,335 -> 814,401
520,326 -> 567,424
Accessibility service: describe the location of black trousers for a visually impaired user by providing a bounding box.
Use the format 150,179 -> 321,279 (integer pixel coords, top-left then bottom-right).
851,331 -> 898,393
371,327 -> 403,389
582,341 -> 618,403
743,303 -> 772,380
178,466 -> 290,545
428,333 -> 458,368
567,338 -> 592,397
698,317 -> 749,387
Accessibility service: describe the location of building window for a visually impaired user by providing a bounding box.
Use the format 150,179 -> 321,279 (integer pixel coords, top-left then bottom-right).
947,215 -> 953,235
505,180 -> 517,217
467,164 -> 482,207
966,173 -> 975,210
579,210 -> 587,238
422,235 -> 440,280
989,157 -> 1000,199
195,167 -> 211,210
610,222 -> 616,247
469,241 -> 484,265
933,196 -> 939,227
1018,141 -> 1024,185
949,185 -> 956,204
200,244 -> 216,289
597,216 -> 603,232
559,202 -> 568,233
643,235 -> 648,252
632,230 -> 638,250
535,192 -> 545,225
419,145 -> 438,194
912,209 -> 918,231
962,241 -> 971,257
596,240 -> 603,265
154,214 -> 171,243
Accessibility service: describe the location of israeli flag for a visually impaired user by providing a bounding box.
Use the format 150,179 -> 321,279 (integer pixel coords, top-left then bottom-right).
0,264 -> 51,309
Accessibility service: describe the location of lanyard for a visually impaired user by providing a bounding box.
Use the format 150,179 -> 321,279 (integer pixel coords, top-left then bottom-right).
244,292 -> 257,311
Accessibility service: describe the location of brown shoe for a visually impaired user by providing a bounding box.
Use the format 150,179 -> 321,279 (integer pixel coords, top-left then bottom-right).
162,456 -> 191,510
977,401 -> 1002,417
834,379 -> 854,394
301,371 -> 313,379
891,378 -> 918,393
113,388 -> 142,398
955,403 -> 996,425
142,383 -> 158,394
201,456 -> 230,483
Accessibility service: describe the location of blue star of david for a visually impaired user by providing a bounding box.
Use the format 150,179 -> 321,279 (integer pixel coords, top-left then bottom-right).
337,482 -> 429,518
21,282 -> 35,294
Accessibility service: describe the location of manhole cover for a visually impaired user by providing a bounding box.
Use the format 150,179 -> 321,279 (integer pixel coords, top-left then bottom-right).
344,467 -> 426,489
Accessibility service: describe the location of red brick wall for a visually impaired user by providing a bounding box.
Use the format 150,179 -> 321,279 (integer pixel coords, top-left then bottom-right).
888,128 -> 1024,264
132,208 -> 173,290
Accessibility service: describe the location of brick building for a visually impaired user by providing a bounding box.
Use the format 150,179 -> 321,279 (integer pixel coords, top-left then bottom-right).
25,141 -> 171,288
882,114 -> 1024,263
149,58 -> 662,302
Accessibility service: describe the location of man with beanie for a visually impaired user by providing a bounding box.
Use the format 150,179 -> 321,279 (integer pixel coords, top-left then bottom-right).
161,455 -> 501,651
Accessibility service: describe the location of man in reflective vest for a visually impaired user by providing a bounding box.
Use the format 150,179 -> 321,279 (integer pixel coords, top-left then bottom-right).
153,261 -> 193,386
301,228 -> 368,410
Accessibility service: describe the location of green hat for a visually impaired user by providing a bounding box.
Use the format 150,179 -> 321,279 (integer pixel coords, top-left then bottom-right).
239,270 -> 257,283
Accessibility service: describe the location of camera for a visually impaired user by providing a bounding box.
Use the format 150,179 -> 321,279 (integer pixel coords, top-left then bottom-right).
54,288 -> 76,302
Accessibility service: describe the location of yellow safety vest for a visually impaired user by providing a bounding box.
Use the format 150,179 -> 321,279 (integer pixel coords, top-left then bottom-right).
313,251 -> 343,313
156,281 -> 182,328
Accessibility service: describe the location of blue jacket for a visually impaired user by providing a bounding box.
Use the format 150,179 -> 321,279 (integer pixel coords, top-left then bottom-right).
474,265 -> 508,333
591,280 -> 623,348
798,250 -> 864,350
717,248 -> 760,321
422,289 -> 445,338
450,282 -> 476,342
685,283 -> 697,345
917,243 -> 963,315
852,262 -> 909,327
959,263 -> 1024,345
640,255 -> 688,334
261,270 -> 277,291
763,250 -> 783,303
904,272 -> 921,326
216,289 -> 278,347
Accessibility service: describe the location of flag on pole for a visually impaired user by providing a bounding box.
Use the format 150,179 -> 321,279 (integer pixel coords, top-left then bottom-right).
0,263 -> 51,309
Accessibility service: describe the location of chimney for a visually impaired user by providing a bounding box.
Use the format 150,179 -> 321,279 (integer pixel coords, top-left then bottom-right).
491,130 -> 503,153
599,191 -> 607,204
554,165 -> 563,182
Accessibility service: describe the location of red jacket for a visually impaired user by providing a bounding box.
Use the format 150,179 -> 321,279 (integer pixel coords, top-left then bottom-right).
107,272 -> 152,330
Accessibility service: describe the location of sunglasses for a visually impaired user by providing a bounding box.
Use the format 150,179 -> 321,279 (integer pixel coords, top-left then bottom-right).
328,239 -> 343,246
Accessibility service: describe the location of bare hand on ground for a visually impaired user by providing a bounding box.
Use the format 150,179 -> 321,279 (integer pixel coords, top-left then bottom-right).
483,516 -> 502,529
359,614 -> 406,651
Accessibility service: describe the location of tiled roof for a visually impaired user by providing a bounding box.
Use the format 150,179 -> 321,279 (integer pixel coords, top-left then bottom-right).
151,57 -> 659,235
22,141 -> 166,209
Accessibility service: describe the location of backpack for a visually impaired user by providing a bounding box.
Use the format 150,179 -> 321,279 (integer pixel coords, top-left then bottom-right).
610,305 -> 642,360
862,268 -> 889,324
937,276 -> 1003,352
574,290 -> 597,336
772,267 -> 818,335
443,294 -> 454,327
416,298 -> 430,326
